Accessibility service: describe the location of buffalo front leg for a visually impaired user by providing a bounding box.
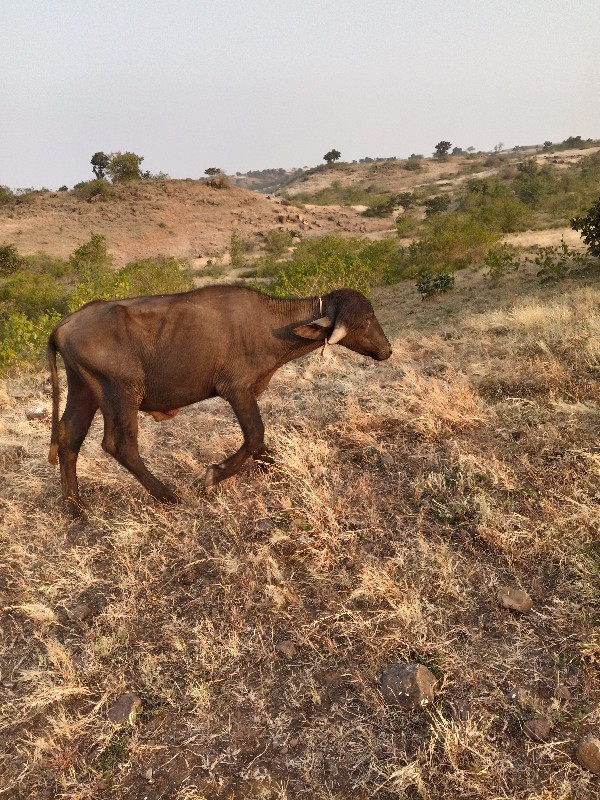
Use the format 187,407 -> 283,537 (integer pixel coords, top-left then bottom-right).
205,391 -> 266,488
101,404 -> 179,504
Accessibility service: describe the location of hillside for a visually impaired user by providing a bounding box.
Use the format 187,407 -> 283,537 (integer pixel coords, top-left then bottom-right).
1,265 -> 599,798
0,181 -> 391,268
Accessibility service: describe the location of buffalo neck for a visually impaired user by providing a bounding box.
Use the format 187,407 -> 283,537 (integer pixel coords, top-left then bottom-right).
262,294 -> 326,362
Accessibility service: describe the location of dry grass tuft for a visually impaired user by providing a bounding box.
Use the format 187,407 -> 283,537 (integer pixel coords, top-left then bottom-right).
1,270 -> 599,798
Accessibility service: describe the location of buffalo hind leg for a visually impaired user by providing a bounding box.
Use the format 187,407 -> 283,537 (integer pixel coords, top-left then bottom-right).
58,373 -> 98,516
101,405 -> 179,504
205,391 -> 266,488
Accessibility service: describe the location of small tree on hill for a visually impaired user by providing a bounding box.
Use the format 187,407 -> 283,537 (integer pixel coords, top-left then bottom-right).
204,167 -> 222,176
323,149 -> 341,164
434,141 -> 452,160
91,152 -> 111,179
107,151 -> 144,182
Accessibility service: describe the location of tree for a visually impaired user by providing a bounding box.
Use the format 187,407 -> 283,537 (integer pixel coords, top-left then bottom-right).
204,167 -> 222,176
397,192 -> 416,210
433,141 -> 452,160
323,149 -> 341,164
91,152 -> 111,179
572,197 -> 600,258
106,151 -> 144,182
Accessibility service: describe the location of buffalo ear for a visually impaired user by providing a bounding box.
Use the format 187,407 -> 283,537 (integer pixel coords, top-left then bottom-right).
293,316 -> 332,340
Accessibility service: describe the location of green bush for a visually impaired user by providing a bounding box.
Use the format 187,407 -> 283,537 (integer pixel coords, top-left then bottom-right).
395,213 -> 418,237
273,252 -> 372,298
107,151 -> 144,183
424,195 -> 451,217
404,213 -> 501,273
415,268 -> 455,298
0,244 -> 24,275
229,232 -> 251,267
362,196 -> 397,217
483,243 -> 520,279
72,178 -> 113,199
0,308 -> 62,370
264,228 -> 293,257
0,271 -> 71,317
572,197 -> 600,258
69,233 -> 112,273
527,238 -> 588,283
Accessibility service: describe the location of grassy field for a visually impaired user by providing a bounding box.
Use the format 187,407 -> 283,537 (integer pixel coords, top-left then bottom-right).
1,263 -> 599,798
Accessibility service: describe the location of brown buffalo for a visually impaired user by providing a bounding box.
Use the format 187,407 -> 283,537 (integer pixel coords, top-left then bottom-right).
48,285 -> 392,514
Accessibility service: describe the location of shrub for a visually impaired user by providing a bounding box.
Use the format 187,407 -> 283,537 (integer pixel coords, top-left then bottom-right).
572,197 -> 600,258
527,238 -> 588,283
0,308 -> 62,370
0,244 -> 23,275
0,271 -> 70,317
69,233 -> 112,273
415,268 -> 454,298
483,243 -> 520,280
362,196 -> 397,217
404,157 -> 422,171
0,186 -> 16,206
395,213 -> 418,237
72,178 -> 113,199
229,232 -> 251,267
264,228 -> 293,257
273,252 -> 372,298
408,213 -> 501,272
424,195 -> 451,217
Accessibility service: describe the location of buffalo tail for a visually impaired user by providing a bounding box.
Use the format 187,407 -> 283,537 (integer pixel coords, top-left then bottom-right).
47,334 -> 59,465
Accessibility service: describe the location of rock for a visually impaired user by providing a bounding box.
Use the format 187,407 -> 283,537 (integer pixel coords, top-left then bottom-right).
509,685 -> 531,707
67,603 -> 92,622
523,716 -> 552,742
380,452 -> 394,468
107,692 -> 142,724
143,767 -> 153,782
25,407 -> 48,421
576,734 -> 600,774
256,519 -> 272,533
498,587 -> 532,613
380,663 -> 437,709
275,640 -> 296,660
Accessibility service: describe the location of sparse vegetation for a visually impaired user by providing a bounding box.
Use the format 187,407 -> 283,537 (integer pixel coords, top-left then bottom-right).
572,196 -> 600,258
415,266 -> 455,297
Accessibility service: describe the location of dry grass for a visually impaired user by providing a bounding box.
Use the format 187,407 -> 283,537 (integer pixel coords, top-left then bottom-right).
1,271 -> 599,799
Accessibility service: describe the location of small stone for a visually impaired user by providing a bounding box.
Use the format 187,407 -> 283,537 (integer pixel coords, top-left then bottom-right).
275,640 -> 296,660
107,692 -> 142,724
555,684 -> 571,702
380,663 -> 437,709
25,407 -> 48,421
576,734 -> 600,774
523,716 -> 552,742
143,767 -> 153,782
67,603 -> 92,622
498,587 -> 532,613
509,685 -> 531,707
380,452 -> 394,468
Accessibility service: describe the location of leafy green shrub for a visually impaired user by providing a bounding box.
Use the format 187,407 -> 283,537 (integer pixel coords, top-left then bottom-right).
527,238 -> 588,283
397,192 -> 416,210
72,178 -> 113,199
0,186 -> 16,206
229,232 -> 251,267
0,272 -> 71,317
424,195 -> 451,217
264,228 -> 293,257
273,252 -> 372,298
404,213 -> 501,273
415,268 -> 454,298
483,243 -> 520,279
69,233 -> 112,273
572,197 -> 600,258
362,196 -> 397,217
0,244 -> 23,275
69,257 -> 192,311
395,213 -> 418,237
0,308 -> 61,370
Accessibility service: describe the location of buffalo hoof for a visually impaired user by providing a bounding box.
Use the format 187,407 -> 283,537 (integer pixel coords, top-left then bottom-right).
65,498 -> 86,519
204,464 -> 225,489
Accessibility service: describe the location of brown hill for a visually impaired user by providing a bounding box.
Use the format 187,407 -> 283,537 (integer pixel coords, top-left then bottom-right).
0,180 -> 391,267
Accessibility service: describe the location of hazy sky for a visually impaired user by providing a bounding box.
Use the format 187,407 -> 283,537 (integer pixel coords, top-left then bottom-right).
1,0 -> 599,189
